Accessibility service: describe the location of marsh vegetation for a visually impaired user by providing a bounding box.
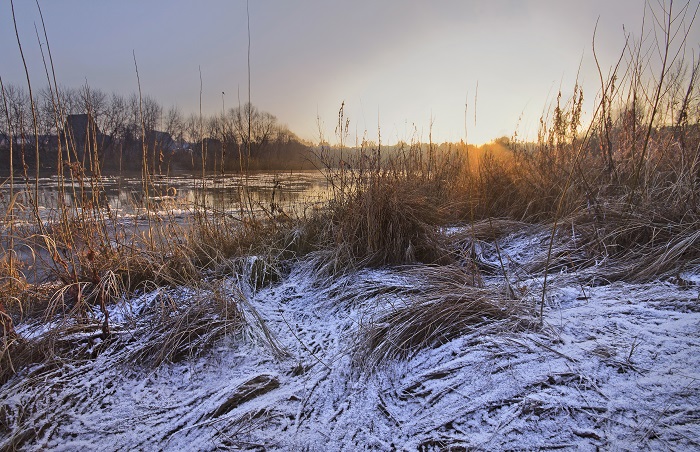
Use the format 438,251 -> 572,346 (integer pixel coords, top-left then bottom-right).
1,1 -> 699,450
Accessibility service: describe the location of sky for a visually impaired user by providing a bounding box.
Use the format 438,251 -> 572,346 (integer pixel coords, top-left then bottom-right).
1,0 -> 698,145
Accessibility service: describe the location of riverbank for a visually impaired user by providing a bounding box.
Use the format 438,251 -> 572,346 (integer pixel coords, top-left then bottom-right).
1,221 -> 698,450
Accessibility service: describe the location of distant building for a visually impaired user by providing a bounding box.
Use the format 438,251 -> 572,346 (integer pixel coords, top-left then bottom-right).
145,130 -> 177,152
61,113 -> 105,163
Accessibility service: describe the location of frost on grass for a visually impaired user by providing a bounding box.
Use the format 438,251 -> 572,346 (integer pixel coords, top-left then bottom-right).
1,226 -> 700,451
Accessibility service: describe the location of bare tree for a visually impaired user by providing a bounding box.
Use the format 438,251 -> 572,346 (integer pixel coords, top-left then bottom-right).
79,85 -> 107,121
103,93 -> 129,140
230,102 -> 277,159
59,86 -> 83,115
184,113 -> 202,144
164,105 -> 184,145
2,84 -> 30,145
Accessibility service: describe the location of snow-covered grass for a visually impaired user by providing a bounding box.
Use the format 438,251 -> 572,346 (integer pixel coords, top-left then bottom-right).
1,225 -> 698,451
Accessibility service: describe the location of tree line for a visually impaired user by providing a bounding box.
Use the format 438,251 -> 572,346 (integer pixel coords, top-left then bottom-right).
0,83 -> 314,174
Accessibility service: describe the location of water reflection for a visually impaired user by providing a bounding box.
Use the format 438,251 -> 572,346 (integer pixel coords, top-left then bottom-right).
0,170 -> 331,223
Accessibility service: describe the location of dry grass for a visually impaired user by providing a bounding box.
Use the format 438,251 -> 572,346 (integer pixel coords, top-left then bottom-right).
311,137 -> 467,271
356,271 -> 533,366
458,219 -> 535,242
348,265 -> 523,367
0,208 -> 299,382
129,282 -> 246,366
0,321 -> 105,386
324,178 -> 450,267
561,202 -> 700,282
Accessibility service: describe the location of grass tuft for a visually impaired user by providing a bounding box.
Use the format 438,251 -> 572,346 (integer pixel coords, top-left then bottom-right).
357,283 -> 532,367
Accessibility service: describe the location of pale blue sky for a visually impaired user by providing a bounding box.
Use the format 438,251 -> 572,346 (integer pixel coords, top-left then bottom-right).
2,1 -> 697,144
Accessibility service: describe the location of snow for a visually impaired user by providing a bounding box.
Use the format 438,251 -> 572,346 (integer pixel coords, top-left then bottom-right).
2,226 -> 699,450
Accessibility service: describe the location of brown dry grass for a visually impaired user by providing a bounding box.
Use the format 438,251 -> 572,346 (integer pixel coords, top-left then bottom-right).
561,202 -> 700,282
324,178 -> 450,267
356,271 -> 533,367
311,136 -> 468,270
129,282 -> 245,366
0,210 -> 299,382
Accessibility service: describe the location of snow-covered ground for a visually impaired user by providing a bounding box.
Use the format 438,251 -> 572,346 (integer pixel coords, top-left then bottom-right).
2,226 -> 699,451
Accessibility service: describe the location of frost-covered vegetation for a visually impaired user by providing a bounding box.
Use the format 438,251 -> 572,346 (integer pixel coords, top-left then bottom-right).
2,1 -> 700,450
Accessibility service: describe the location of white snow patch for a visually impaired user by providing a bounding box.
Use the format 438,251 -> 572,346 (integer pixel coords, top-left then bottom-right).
2,230 -> 699,450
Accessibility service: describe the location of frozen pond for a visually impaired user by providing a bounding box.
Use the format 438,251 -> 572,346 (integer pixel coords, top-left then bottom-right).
0,170 -> 332,223
0,170 -> 332,282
